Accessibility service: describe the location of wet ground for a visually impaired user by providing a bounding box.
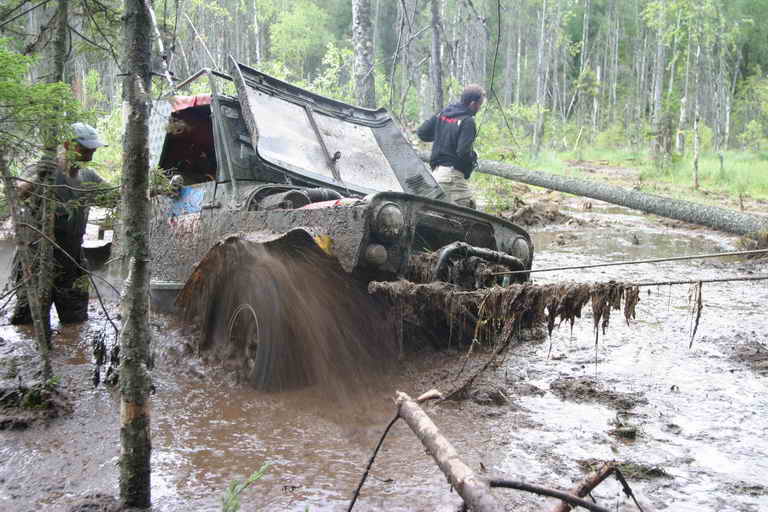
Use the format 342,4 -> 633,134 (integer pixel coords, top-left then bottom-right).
0,199 -> 767,511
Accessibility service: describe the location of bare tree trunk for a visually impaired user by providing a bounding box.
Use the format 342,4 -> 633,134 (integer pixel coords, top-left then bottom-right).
502,5 -> 515,104
666,9 -> 681,101
22,0 -> 72,377
532,0 -> 548,155
676,31 -> 692,154
0,153 -> 53,381
580,0 -> 590,77
119,0 -> 153,506
651,25 -> 665,160
692,39 -> 701,190
353,0 -> 376,108
693,112 -> 700,190
591,63 -> 600,136
636,29 -> 648,134
429,0 -> 443,110
610,0 -> 619,118
515,14 -> 522,105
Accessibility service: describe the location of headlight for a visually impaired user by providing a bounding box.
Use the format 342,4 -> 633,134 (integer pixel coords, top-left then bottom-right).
374,203 -> 404,242
512,237 -> 531,264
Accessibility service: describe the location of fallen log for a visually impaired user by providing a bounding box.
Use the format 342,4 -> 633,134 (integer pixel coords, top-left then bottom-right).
417,151 -> 768,236
395,391 -> 504,512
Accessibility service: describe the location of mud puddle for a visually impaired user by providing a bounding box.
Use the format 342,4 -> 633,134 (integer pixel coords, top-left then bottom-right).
1,201 -> 767,511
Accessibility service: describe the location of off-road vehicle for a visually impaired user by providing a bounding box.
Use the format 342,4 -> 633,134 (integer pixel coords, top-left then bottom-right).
146,58 -> 534,388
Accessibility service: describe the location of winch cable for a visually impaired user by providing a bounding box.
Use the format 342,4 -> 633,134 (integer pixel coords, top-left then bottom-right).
493,248 -> 768,275
632,274 -> 768,288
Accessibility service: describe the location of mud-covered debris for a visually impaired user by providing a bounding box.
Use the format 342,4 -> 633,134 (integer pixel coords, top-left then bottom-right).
470,384 -> 510,406
66,493 -> 124,512
554,233 -> 578,246
0,380 -> 70,430
501,199 -> 575,227
505,381 -> 545,397
369,279 -> 641,347
722,481 -> 768,497
578,459 -> 672,480
729,340 -> 768,376
736,230 -> 768,253
549,376 -> 646,410
609,424 -> 639,440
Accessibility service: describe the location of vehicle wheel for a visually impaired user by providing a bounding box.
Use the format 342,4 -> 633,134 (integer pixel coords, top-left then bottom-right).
187,235 -> 397,391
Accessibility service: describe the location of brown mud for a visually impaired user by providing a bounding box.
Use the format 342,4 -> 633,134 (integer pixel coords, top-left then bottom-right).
501,199 -> 578,227
0,197 -> 767,511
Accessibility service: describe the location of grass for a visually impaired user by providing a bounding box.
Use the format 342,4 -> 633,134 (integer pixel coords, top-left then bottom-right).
472,144 -> 768,209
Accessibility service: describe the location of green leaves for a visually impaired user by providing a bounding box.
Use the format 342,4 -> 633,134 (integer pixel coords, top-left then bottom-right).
0,38 -> 88,156
221,463 -> 270,512
270,0 -> 332,78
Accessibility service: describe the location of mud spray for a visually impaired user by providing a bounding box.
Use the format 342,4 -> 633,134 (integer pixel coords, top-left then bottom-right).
177,237 -> 399,401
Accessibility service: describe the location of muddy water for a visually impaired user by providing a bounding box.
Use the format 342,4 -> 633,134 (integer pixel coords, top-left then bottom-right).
1,201 -> 767,511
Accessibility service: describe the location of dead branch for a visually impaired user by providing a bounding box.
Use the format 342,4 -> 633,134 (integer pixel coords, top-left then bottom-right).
488,478 -> 610,512
614,468 -> 650,512
396,390 -> 504,512
10,175 -> 120,193
347,412 -> 400,512
549,462 -> 615,512
443,332 -> 517,401
348,390 -> 444,510
688,281 -> 703,349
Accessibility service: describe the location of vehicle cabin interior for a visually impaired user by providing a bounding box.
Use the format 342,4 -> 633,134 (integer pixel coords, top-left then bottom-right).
159,103 -> 217,185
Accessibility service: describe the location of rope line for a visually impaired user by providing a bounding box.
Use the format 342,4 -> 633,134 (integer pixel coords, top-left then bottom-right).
634,274 -> 768,288
494,248 -> 768,275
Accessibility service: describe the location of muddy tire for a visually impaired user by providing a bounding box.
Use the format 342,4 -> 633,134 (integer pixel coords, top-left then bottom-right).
185,235 -> 397,391
204,257 -> 314,390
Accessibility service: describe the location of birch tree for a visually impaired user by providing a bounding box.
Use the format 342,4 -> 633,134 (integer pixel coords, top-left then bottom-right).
352,0 -> 376,108
119,0 -> 153,505
429,0 -> 444,111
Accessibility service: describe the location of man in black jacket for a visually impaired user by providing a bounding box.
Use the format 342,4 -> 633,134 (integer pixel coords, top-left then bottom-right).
417,84 -> 486,208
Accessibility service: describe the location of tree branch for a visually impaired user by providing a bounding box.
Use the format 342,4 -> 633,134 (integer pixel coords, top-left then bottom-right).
0,0 -> 55,31
488,479 -> 611,512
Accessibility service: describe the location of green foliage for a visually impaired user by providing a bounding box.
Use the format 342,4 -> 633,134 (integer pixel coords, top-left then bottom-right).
739,120 -> 767,151
84,69 -> 108,111
221,463 -> 270,512
90,109 -> 123,184
574,68 -> 600,98
0,39 -> 89,157
474,103 -> 537,162
472,174 -> 525,214
308,43 -> 355,103
270,0 -> 333,79
594,122 -> 629,150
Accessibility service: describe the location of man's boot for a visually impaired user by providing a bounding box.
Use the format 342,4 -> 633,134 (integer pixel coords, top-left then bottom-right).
9,299 -> 33,325
54,286 -> 89,324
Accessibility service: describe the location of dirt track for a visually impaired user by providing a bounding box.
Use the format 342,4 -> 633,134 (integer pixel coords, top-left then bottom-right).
0,197 -> 767,511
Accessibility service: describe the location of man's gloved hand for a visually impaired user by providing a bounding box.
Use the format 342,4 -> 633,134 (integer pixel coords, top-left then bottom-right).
169,175 -> 184,198
470,150 -> 479,169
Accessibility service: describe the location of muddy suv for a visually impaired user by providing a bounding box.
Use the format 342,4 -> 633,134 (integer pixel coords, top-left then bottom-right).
147,59 -> 533,387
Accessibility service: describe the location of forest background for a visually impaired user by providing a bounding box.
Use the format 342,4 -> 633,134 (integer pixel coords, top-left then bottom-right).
3,0 -> 768,210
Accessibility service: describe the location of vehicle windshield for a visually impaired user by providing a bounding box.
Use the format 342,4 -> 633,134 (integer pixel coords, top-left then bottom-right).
232,61 -> 443,198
